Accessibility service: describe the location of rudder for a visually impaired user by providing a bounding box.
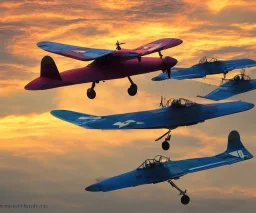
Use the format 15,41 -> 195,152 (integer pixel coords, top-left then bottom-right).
40,56 -> 62,80
225,130 -> 253,159
227,130 -> 244,152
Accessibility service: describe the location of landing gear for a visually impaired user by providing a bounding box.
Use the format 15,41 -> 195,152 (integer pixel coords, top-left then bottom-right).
127,76 -> 138,96
181,195 -> 190,205
167,180 -> 190,205
155,130 -> 171,150
138,55 -> 142,62
87,82 -> 96,99
162,141 -> 170,150
158,51 -> 163,59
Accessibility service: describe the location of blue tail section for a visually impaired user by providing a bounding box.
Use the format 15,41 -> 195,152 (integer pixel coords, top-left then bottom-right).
227,130 -> 244,152
225,130 -> 253,159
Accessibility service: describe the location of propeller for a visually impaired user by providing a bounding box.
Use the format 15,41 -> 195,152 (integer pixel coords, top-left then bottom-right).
159,96 -> 165,107
158,51 -> 163,59
116,40 -> 125,50
163,56 -> 174,79
166,68 -> 171,78
241,68 -> 246,75
220,72 -> 228,85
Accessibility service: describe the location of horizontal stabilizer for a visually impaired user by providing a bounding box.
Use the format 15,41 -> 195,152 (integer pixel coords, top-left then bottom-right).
40,56 -> 62,80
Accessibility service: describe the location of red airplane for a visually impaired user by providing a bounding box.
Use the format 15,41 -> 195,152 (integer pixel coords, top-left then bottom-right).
25,38 -> 182,99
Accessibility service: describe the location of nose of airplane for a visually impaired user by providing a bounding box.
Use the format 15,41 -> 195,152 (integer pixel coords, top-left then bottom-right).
226,101 -> 254,111
230,101 -> 254,112
85,183 -> 103,192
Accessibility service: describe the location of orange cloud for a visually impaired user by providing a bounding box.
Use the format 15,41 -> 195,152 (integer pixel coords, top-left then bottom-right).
0,0 -> 255,161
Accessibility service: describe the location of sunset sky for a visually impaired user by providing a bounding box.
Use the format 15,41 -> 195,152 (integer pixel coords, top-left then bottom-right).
1,0 -> 256,212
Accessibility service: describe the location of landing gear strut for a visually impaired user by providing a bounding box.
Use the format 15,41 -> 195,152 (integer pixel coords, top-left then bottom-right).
87,82 -> 96,99
167,180 -> 190,205
158,51 -> 163,59
155,130 -> 171,150
127,76 -> 138,96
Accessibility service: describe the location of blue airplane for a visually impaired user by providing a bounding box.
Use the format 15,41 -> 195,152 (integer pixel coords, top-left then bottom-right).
152,57 -> 256,81
198,74 -> 256,101
85,131 -> 253,205
51,98 -> 254,150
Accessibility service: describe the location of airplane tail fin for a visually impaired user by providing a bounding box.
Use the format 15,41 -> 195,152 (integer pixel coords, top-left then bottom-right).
225,130 -> 253,159
40,56 -> 62,80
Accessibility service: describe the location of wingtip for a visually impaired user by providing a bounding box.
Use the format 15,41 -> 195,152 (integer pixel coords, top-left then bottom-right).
50,110 -> 65,118
151,75 -> 167,81
37,41 -> 49,48
151,76 -> 161,81
50,110 -> 58,117
176,38 -> 183,44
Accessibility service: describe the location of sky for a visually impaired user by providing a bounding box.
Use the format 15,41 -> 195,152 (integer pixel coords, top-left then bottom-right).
1,0 -> 256,212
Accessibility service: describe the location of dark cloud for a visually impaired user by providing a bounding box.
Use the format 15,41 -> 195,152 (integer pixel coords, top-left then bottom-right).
196,45 -> 254,59
189,24 -> 243,34
0,27 -> 37,66
186,2 -> 256,25
121,0 -> 186,21
72,26 -> 110,36
0,65 -> 33,80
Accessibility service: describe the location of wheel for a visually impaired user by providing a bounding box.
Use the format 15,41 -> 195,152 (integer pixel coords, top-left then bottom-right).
162,141 -> 170,150
87,88 -> 96,99
181,195 -> 190,205
128,84 -> 137,96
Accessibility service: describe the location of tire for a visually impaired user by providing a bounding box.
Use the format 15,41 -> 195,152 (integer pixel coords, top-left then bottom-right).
181,195 -> 190,205
87,88 -> 96,99
162,141 -> 170,150
128,84 -> 137,96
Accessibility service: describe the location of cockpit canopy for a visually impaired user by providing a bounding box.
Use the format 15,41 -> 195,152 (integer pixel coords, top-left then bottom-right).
160,97 -> 196,108
232,74 -> 251,81
137,155 -> 171,169
199,56 -> 219,64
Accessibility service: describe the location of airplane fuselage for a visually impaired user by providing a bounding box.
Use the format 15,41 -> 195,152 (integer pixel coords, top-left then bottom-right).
25,57 -> 177,90
86,142 -> 253,192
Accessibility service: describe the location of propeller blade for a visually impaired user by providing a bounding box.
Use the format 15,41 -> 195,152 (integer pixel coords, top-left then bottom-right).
167,68 -> 171,78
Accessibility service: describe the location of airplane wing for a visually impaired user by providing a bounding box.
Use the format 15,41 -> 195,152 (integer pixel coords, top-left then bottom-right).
51,108 -> 169,130
152,58 -> 256,81
221,58 -> 256,71
198,87 -> 235,101
133,38 -> 183,56
152,67 -> 205,81
199,80 -> 256,101
37,41 -> 114,61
